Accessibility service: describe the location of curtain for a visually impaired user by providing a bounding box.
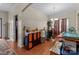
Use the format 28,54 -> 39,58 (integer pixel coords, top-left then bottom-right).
54,20 -> 60,37
61,18 -> 67,33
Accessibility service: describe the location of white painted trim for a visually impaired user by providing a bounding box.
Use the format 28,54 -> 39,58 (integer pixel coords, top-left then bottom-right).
76,10 -> 78,33
67,18 -> 69,31
59,19 -> 61,33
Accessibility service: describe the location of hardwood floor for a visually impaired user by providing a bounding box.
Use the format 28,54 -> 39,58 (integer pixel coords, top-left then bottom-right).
10,40 -> 52,55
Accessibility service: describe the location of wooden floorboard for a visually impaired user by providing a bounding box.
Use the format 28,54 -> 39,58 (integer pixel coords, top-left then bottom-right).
10,40 -> 52,55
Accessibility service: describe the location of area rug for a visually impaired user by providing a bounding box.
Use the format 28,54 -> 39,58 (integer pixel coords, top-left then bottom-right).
0,39 -> 16,55
0,48 -> 16,55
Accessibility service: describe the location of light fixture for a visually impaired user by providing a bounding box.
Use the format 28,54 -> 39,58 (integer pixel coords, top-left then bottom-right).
49,4 -> 56,21
52,4 -> 55,20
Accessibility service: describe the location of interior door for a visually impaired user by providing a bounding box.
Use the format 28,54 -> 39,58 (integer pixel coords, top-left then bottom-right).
0,18 -> 2,38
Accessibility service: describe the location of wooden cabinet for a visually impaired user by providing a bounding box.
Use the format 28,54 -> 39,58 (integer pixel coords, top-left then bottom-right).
24,32 -> 41,50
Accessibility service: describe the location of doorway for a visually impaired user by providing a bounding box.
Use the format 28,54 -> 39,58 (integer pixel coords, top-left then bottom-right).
0,18 -> 2,38
15,15 -> 18,42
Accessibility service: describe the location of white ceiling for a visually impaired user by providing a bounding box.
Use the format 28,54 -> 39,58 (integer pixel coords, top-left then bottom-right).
0,3 -> 79,15
0,3 -> 17,12
31,3 -> 79,16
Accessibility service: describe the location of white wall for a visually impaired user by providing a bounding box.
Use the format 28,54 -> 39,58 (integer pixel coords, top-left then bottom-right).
76,8 -> 79,34
0,11 -> 8,38
8,4 -> 28,47
48,10 -> 77,30
8,3 -> 48,48
22,6 -> 48,29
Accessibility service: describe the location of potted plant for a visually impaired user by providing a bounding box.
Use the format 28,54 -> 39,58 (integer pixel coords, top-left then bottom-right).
47,20 -> 53,39
47,20 -> 52,30
68,27 -> 76,33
